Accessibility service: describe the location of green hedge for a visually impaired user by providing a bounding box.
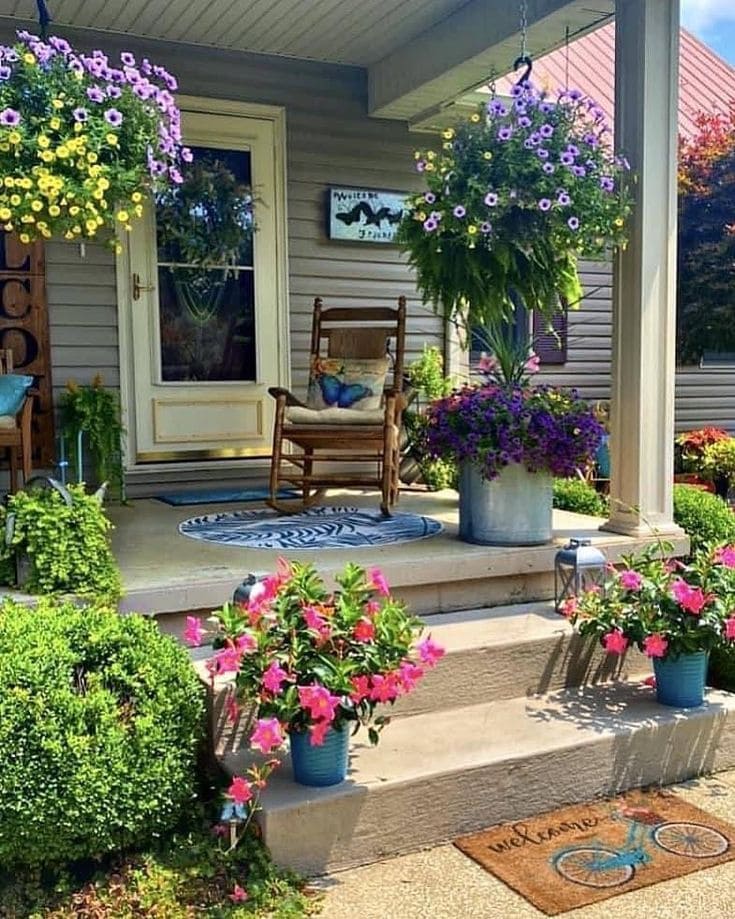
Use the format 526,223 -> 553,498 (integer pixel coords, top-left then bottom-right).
672,484 -> 735,554
0,599 -> 205,869
553,478 -> 609,517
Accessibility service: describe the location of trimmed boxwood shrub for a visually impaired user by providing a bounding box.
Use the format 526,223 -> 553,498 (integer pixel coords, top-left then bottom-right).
0,599 -> 205,869
672,484 -> 735,554
553,478 -> 609,517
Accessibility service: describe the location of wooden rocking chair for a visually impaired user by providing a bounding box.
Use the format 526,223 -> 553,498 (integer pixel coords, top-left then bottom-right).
267,296 -> 407,516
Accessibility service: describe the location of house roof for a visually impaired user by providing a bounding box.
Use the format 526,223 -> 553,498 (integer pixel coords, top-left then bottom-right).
495,22 -> 735,140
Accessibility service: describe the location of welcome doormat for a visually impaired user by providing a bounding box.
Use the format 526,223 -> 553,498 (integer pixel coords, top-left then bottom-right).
455,790 -> 735,916
178,505 -> 443,550
156,486 -> 299,506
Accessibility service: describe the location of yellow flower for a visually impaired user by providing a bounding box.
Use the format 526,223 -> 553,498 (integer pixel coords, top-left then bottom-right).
414,151 -> 422,160
467,225 -> 478,235
92,189 -> 104,200
0,208 -> 11,222
89,165 -> 102,177
415,211 -> 427,222
483,151 -> 493,160
442,141 -> 453,151
50,117 -> 61,130
30,200 -> 43,212
48,205 -> 61,217
133,204 -> 143,218
40,150 -> 55,163
19,233 -> 30,244
8,131 -> 21,145
20,178 -> 32,190
106,133 -> 118,146
131,191 -> 142,203
3,223 -> 13,232
426,151 -> 436,161
87,152 -> 98,163
114,243 -> 123,255
470,113 -> 481,123
40,227 -> 51,238
52,98 -> 64,110
69,205 -> 80,216
9,195 -> 20,206
65,231 -> 75,239
614,217 -> 624,227
85,219 -> 98,233
74,122 -> 83,133
425,162 -> 435,172
0,144 -> 9,153
56,146 -> 70,159
98,177 -> 110,191
37,135 -> 50,149
23,53 -> 36,65
21,215 -> 34,224
116,210 -> 130,223
72,225 -> 81,234
3,177 -> 13,188
442,128 -> 455,140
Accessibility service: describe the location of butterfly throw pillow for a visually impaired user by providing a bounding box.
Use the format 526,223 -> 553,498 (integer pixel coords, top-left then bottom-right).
307,356 -> 389,411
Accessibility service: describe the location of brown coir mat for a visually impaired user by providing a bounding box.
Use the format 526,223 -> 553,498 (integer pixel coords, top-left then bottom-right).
455,789 -> 735,916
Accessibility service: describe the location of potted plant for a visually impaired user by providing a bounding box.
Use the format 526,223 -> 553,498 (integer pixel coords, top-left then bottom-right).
675,428 -> 729,493
566,542 -> 735,707
0,30 -> 189,247
186,560 -> 444,787
396,79 -> 632,340
425,327 -> 604,544
701,437 -> 735,500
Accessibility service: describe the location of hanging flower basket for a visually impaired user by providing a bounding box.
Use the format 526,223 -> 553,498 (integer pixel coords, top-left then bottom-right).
0,30 -> 190,248
397,80 -> 634,331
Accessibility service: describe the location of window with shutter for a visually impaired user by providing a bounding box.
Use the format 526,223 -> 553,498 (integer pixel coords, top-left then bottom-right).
533,307 -> 568,365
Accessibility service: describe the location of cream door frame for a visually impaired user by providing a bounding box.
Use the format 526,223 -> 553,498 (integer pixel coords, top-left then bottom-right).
116,97 -> 289,470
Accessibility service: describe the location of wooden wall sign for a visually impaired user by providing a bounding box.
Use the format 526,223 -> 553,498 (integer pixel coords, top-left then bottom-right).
0,234 -> 55,466
327,187 -> 409,243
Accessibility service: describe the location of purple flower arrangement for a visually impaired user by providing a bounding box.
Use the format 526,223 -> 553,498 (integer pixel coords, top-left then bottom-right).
0,30 -> 189,246
397,79 -> 633,333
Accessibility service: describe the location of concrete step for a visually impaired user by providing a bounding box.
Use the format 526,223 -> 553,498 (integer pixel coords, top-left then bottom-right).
198,601 -> 648,756
221,682 -> 735,876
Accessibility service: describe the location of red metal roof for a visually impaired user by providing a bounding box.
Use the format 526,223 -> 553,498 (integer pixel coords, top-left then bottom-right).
495,22 -> 735,140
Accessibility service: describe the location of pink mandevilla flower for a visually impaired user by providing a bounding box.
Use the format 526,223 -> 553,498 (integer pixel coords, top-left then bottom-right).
370,672 -> 400,703
524,353 -> 540,374
236,632 -> 257,654
369,567 -> 390,596
716,546 -> 735,569
602,629 -> 629,655
416,636 -> 446,667
398,660 -> 424,693
227,776 -> 253,805
349,674 -> 371,703
250,717 -> 285,754
309,720 -> 332,746
643,634 -> 669,659
298,685 -> 341,722
671,579 -> 708,615
354,618 -> 376,643
726,617 -> 735,641
182,615 -> 203,646
477,354 -> 499,374
560,596 -> 578,618
303,605 -> 328,632
619,569 -> 643,591
365,599 -> 381,617
212,643 -> 242,674
229,884 -> 249,903
262,660 -> 290,694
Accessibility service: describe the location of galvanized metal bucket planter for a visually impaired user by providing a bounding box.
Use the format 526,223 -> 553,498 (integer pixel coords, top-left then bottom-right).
458,461 -> 553,546
653,651 -> 709,708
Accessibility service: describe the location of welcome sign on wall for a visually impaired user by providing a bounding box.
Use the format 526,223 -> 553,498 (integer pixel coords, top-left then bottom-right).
327,187 -> 409,243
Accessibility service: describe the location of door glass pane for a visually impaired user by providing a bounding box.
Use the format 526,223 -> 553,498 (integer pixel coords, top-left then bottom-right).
155,146 -> 255,382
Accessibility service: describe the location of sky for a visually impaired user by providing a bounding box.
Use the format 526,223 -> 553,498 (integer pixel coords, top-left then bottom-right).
681,0 -> 735,64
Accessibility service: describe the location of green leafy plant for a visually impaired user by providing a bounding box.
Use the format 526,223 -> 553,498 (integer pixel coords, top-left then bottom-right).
673,484 -> 735,554
404,346 -> 457,491
0,32 -> 188,247
553,477 -> 608,517
0,599 -> 205,870
0,481 -> 122,601
567,542 -> 735,659
675,427 -> 730,473
396,80 -> 632,335
59,374 -> 125,501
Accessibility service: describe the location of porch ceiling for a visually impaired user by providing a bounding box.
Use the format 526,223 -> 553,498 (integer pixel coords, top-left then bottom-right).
4,0 -> 469,67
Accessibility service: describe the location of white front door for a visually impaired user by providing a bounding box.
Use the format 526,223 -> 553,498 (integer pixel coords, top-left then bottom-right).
122,103 -> 287,463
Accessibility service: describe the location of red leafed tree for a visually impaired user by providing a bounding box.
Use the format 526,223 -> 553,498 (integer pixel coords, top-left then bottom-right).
677,108 -> 735,364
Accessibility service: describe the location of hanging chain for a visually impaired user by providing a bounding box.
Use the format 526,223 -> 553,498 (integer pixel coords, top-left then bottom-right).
488,68 -> 497,98
519,0 -> 528,60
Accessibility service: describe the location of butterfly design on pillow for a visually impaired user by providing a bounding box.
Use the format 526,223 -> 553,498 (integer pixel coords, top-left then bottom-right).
318,374 -> 372,408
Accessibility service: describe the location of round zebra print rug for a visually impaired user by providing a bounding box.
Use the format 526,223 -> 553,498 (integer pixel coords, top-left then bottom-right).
178,505 -> 443,550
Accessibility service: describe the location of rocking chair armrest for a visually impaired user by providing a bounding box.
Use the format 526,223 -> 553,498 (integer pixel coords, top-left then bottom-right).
383,388 -> 405,424
267,387 -> 307,408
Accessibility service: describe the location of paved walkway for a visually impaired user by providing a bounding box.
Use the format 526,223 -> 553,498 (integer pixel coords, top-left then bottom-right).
317,771 -> 735,919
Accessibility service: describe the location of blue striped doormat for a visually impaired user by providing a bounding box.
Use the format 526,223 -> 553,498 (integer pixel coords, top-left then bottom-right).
155,486 -> 299,507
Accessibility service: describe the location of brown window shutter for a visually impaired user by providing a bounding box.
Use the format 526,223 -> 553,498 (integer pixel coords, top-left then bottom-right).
533,307 -> 568,365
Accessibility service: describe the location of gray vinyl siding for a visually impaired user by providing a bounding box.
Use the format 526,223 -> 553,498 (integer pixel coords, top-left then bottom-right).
538,259 -> 735,434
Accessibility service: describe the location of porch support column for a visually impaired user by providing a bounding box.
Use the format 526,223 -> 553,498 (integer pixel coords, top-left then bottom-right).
604,0 -> 682,536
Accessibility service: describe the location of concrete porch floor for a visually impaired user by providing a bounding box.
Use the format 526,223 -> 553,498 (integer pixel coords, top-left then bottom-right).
107,488 -> 688,621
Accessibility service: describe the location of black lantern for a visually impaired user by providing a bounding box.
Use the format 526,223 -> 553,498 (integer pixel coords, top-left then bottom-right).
554,537 -> 607,613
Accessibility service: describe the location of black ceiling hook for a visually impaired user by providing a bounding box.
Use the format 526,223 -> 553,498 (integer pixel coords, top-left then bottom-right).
36,0 -> 52,40
513,54 -> 533,86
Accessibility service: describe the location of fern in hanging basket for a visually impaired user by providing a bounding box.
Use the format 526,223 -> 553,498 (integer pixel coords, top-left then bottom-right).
396,81 -> 634,332
0,30 -> 190,247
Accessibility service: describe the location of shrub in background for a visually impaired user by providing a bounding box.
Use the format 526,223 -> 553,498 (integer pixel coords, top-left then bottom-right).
0,599 -> 205,869
553,478 -> 609,517
672,484 -> 735,555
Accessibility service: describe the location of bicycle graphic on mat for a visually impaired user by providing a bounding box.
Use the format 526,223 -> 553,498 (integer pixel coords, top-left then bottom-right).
551,805 -> 729,889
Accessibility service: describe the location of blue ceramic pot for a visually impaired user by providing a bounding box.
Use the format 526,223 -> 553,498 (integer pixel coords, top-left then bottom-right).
290,726 -> 349,787
653,651 -> 709,708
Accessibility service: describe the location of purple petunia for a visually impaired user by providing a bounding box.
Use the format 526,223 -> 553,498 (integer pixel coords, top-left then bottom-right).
169,166 -> 184,184
583,132 -> 599,148
523,138 -> 535,150
568,89 -> 583,101
542,162 -> 555,174
416,160 -> 426,173
600,176 -> 615,192
0,107 -> 20,127
498,126 -> 513,142
537,148 -> 549,160
484,192 -> 498,207
430,211 -> 443,221
540,124 -> 554,138
509,85 -> 524,98
568,216 -> 580,230
538,198 -> 552,211
487,100 -> 508,117
453,205 -> 466,218
107,85 -> 123,99
86,86 -> 105,103
539,101 -> 554,114
120,51 -> 136,67
572,165 -> 587,177
104,108 -> 123,127
72,107 -> 88,123
424,192 -> 436,204
480,221 -> 493,234
181,147 -> 194,163
518,116 -> 532,128
423,217 -> 439,232
560,151 -> 575,166
0,65 -> 10,81
567,144 -> 580,157
49,36 -> 71,54
558,192 -> 572,206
